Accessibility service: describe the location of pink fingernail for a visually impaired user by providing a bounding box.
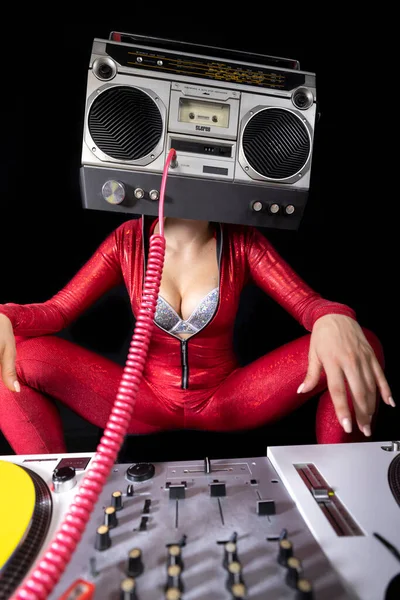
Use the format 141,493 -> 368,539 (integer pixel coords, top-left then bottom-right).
14,381 -> 21,393
341,418 -> 352,433
297,383 -> 305,394
389,397 -> 396,408
363,424 -> 372,437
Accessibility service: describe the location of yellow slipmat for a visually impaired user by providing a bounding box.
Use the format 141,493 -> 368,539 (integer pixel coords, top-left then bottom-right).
0,461 -> 52,600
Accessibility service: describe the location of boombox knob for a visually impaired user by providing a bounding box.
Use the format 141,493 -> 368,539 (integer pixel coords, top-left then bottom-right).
102,180 -> 126,205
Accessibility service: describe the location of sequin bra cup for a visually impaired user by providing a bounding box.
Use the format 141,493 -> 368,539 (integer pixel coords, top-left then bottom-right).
154,288 -> 219,335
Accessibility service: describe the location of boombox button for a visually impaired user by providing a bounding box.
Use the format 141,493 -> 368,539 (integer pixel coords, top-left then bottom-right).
149,189 -> 160,201
251,201 -> 263,212
285,205 -> 295,215
134,188 -> 145,200
269,204 -> 280,215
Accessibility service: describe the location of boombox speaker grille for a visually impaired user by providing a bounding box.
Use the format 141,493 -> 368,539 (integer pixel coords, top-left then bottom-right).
88,86 -> 163,161
242,108 -> 310,179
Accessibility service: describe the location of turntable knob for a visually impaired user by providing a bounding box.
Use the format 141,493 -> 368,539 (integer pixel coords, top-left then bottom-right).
226,561 -> 244,589
285,556 -> 303,588
223,541 -> 239,569
120,577 -> 137,599
52,466 -> 76,493
111,490 -> 124,511
277,539 -> 293,566
104,506 -> 118,529
165,588 -> 181,600
126,463 -> 155,482
230,582 -> 247,598
167,544 -> 184,570
296,578 -> 314,599
127,548 -> 144,577
95,525 -> 111,551
165,564 -> 184,592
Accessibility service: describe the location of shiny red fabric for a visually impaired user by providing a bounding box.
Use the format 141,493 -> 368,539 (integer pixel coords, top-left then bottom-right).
0,218 -> 383,454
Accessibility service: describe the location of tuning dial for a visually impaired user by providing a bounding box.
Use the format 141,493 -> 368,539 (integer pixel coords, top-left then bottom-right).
126,463 -> 155,482
120,577 -> 137,600
127,548 -> 144,577
165,564 -> 184,593
296,578 -> 314,599
95,525 -> 111,551
277,538 -> 293,566
167,545 -> 184,570
223,541 -> 239,569
285,556 -> 303,588
102,180 -> 126,205
52,466 -> 76,493
111,491 -> 124,511
104,506 -> 118,529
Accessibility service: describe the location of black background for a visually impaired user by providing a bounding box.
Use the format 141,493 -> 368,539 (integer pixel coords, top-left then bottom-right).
1,19 -> 398,457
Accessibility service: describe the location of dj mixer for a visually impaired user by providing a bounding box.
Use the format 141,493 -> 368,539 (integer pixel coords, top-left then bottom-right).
0,441 -> 399,599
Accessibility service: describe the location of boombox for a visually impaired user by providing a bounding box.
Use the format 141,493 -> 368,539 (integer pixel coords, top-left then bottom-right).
80,33 -> 317,229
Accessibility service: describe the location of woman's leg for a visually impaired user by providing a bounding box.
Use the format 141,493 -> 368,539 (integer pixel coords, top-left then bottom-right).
0,335 -> 181,454
186,328 -> 384,444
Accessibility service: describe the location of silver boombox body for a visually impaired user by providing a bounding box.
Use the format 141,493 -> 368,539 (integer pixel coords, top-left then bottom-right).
80,33 -> 317,229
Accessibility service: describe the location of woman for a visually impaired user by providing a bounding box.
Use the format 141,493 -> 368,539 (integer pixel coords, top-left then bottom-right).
0,215 -> 395,454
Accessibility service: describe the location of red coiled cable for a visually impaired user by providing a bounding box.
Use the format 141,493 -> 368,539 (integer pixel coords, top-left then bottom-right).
12,148 -> 177,600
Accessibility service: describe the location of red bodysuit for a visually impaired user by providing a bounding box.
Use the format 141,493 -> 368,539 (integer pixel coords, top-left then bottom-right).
0,217 -> 384,453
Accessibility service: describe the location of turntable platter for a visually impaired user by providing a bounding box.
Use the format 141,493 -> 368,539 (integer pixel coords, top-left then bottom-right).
0,460 -> 52,600
0,461 -> 35,570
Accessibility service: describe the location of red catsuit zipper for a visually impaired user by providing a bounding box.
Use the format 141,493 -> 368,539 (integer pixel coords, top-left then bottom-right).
143,217 -> 223,390
181,339 -> 188,389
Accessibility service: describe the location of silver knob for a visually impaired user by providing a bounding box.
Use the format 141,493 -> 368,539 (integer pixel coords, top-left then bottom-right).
102,180 -> 125,205
285,205 -> 295,215
252,201 -> 263,212
52,466 -> 76,493
134,188 -> 145,200
269,203 -> 280,214
149,189 -> 159,201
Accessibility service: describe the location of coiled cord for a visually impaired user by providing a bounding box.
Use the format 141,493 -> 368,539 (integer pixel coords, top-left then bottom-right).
13,148 -> 177,600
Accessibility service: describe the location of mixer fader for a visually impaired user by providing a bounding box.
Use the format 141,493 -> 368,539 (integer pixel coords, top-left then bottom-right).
1,441 -> 399,599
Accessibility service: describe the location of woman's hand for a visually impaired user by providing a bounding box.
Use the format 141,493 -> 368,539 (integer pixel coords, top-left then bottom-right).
298,314 -> 394,436
0,314 -> 20,392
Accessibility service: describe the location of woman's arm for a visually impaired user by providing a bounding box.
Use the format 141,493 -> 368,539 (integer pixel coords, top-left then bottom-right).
0,224 -> 127,336
246,226 -> 356,331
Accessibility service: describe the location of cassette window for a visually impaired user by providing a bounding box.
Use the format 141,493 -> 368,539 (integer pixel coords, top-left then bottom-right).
178,98 -> 230,128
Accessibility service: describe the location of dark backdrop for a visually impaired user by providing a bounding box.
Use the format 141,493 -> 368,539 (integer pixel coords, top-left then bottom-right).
1,20 -> 397,458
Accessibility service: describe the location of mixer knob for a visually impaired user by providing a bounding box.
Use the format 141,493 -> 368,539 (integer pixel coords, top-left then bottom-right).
52,466 -> 76,493
126,463 -> 155,482
104,506 -> 118,529
223,541 -> 239,569
167,544 -> 184,570
95,525 -> 111,551
120,577 -> 137,600
296,578 -> 314,599
111,491 -> 124,511
285,556 -> 303,588
165,564 -> 184,593
165,588 -> 181,600
127,484 -> 135,497
230,582 -> 247,598
226,561 -> 244,589
127,548 -> 144,578
277,538 -> 293,566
